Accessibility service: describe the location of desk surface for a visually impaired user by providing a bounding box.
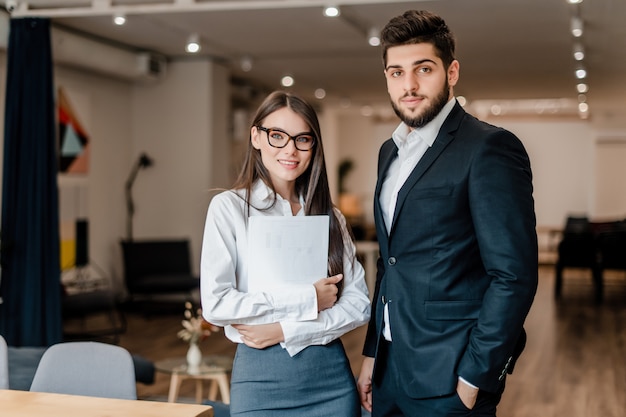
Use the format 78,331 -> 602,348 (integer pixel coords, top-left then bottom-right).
0,389 -> 213,417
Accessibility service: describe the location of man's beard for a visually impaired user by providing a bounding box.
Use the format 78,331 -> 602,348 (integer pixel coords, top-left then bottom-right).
391,79 -> 450,129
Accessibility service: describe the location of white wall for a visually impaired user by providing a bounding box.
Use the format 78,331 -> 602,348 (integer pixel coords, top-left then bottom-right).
131,59 -> 230,279
326,108 -> 626,231
495,119 -> 595,227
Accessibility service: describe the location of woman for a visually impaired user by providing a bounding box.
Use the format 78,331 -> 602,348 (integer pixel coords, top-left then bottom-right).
201,91 -> 370,416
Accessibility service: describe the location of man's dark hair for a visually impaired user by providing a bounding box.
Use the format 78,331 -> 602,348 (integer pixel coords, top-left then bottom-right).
381,10 -> 456,69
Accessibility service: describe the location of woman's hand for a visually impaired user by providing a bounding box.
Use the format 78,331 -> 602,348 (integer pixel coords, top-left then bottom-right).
232,323 -> 284,349
314,274 -> 343,312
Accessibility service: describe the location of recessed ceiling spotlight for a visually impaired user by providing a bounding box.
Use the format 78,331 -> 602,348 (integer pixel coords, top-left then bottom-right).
240,56 -> 253,72
578,102 -> 589,113
186,34 -> 201,54
367,27 -> 380,46
576,83 -> 588,93
323,5 -> 340,17
113,13 -> 126,26
570,16 -> 583,37
281,75 -> 295,87
573,43 -> 585,61
360,105 -> 374,117
567,0 -> 583,4
314,88 -> 326,99
575,66 -> 587,79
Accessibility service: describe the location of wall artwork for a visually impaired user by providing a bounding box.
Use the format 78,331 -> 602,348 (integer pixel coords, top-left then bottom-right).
57,87 -> 90,270
58,87 -> 90,174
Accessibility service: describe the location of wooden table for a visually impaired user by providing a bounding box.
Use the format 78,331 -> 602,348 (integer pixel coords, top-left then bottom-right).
155,355 -> 233,404
0,389 -> 213,417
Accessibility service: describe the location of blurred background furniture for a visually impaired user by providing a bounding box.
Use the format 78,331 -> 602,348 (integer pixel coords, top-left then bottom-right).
60,220 -> 127,343
554,216 -> 602,303
155,355 -> 233,404
29,341 -> 137,399
61,265 -> 126,343
555,216 -> 626,303
7,343 -> 154,391
120,239 -> 199,309
594,220 -> 626,292
62,288 -> 126,343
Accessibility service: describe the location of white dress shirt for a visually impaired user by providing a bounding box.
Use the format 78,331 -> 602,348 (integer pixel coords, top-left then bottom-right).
379,98 -> 456,341
201,180 -> 371,356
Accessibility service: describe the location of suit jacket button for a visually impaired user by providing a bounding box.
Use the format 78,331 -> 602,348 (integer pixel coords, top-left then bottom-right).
388,257 -> 397,265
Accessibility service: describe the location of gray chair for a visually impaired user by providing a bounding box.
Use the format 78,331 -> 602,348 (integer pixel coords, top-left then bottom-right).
30,341 -> 137,399
0,335 -> 8,389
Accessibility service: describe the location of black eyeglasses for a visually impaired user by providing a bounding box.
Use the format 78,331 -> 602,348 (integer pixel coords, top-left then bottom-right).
255,126 -> 316,151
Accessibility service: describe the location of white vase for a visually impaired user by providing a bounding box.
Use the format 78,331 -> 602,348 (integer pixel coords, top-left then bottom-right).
186,342 -> 202,374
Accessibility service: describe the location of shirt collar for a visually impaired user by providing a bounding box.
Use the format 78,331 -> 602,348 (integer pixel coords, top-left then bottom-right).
248,179 -> 305,213
249,179 -> 274,206
392,97 -> 457,149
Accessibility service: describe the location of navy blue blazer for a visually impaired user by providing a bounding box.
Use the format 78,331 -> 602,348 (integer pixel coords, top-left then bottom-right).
363,102 -> 538,398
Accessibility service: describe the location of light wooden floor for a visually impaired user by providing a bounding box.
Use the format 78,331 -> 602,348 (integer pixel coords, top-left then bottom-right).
108,265 -> 626,416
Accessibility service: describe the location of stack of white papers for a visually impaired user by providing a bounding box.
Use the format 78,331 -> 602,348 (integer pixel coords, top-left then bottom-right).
247,215 -> 329,292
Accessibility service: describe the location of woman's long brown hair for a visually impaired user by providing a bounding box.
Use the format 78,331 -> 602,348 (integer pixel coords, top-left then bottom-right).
232,91 -> 345,294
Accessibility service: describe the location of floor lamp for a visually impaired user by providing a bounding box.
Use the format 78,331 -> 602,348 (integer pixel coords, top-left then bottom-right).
125,153 -> 153,241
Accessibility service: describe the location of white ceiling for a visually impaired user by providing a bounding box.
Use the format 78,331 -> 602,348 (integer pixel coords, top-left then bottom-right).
6,0 -> 626,128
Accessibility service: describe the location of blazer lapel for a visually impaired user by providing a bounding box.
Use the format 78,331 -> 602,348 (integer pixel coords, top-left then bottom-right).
374,140 -> 398,243
390,104 -> 466,232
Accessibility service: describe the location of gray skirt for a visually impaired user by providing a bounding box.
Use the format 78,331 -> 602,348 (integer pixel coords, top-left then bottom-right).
230,339 -> 360,417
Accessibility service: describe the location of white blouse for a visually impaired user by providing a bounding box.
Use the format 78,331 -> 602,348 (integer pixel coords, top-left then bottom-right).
200,180 -> 371,356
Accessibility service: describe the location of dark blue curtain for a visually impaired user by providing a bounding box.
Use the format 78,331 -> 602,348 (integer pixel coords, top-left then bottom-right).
0,18 -> 62,346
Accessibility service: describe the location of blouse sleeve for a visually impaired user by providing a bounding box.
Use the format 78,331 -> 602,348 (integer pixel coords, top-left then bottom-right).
280,209 -> 371,356
200,192 -> 318,327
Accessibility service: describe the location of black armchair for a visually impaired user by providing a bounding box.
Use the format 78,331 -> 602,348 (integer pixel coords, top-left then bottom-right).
120,239 -> 199,306
595,221 -> 626,292
554,216 -> 602,303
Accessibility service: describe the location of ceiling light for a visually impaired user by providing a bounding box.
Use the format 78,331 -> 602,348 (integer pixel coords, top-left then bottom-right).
578,102 -> 589,113
567,0 -> 583,4
323,5 -> 340,17
490,104 -> 502,116
185,34 -> 201,54
367,27 -> 380,47
573,43 -> 585,61
575,66 -> 587,79
570,16 -> 583,37
314,88 -> 326,99
281,75 -> 294,87
113,13 -> 126,26
576,83 -> 588,93
240,56 -> 253,72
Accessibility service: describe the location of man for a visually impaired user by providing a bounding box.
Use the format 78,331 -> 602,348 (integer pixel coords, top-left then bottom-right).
357,10 -> 538,417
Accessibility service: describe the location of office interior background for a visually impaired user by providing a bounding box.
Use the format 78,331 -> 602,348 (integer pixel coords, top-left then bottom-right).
0,0 -> 625,296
